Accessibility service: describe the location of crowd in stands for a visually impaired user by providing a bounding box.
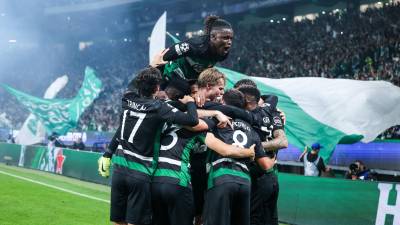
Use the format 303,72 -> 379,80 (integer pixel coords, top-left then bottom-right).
222,3 -> 400,87
0,3 -> 399,138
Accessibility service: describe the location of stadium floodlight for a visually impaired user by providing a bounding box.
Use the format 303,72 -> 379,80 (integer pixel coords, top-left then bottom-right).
270,19 -> 274,23
282,17 -> 286,21
8,40 -> 17,43
176,32 -> 180,36
322,11 -> 326,14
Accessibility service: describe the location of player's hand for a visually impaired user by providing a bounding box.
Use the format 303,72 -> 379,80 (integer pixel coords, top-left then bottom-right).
277,108 -> 286,125
194,92 -> 206,107
150,49 -> 169,68
179,95 -> 195,104
98,156 -> 111,178
247,144 -> 256,161
215,111 -> 232,129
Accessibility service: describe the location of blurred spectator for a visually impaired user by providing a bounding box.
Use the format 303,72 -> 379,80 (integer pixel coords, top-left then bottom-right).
6,134 -> 15,144
345,160 -> 378,181
48,132 -> 65,148
299,143 -> 330,177
72,137 -> 86,150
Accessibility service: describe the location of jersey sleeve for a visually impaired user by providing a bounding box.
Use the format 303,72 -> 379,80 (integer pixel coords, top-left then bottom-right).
203,102 -> 254,124
163,36 -> 208,61
202,118 -> 217,131
159,102 -> 199,126
253,132 -> 266,159
195,132 -> 207,145
103,125 -> 121,158
271,111 -> 284,131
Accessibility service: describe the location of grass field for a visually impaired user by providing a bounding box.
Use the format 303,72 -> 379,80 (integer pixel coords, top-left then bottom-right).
0,163 -> 110,225
0,163 -> 289,225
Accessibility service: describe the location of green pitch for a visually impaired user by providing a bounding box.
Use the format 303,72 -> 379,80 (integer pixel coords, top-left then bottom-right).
0,163 -> 110,225
0,163 -> 289,225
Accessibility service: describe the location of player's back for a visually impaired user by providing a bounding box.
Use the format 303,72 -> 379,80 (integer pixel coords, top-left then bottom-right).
113,93 -> 165,180
208,118 -> 262,188
154,123 -> 206,187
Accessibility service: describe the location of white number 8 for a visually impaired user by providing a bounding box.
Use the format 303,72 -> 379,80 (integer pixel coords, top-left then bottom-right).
232,130 -> 248,148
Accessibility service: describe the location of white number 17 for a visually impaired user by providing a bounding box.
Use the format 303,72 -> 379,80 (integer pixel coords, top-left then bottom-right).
120,110 -> 146,143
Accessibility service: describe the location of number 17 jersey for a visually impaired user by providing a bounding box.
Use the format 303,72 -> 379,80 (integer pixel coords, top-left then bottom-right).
112,92 -> 199,182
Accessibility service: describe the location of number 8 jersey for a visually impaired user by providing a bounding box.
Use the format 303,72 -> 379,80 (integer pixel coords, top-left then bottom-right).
112,92 -> 199,181
207,118 -> 265,189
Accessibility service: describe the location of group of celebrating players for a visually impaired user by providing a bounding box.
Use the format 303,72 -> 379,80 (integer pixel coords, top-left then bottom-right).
98,15 -> 288,225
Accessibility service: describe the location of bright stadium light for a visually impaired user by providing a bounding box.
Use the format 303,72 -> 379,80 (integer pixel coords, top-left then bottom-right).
282,17 -> 286,21
176,32 -> 180,36
322,11 -> 326,14
8,39 -> 17,43
270,19 -> 274,23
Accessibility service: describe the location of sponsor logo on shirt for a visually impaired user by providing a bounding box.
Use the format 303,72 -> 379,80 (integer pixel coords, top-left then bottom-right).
263,116 -> 270,124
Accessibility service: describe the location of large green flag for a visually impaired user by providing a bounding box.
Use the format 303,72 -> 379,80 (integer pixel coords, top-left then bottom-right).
2,67 -> 102,135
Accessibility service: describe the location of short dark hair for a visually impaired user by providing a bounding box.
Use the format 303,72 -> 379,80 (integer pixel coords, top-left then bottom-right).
223,89 -> 245,109
165,78 -> 190,100
238,86 -> 261,104
128,67 -> 162,97
233,79 -> 257,89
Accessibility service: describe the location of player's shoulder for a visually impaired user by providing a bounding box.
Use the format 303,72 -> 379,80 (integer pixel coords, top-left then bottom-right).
122,94 -> 162,113
159,99 -> 181,113
187,35 -> 209,46
185,35 -> 209,54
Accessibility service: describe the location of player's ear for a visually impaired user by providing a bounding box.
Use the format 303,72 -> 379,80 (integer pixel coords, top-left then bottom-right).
210,32 -> 217,41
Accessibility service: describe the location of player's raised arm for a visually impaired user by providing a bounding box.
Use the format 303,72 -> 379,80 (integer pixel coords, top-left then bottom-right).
160,95 -> 199,127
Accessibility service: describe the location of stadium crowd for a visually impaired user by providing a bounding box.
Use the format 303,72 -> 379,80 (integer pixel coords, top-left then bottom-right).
0,3 -> 399,137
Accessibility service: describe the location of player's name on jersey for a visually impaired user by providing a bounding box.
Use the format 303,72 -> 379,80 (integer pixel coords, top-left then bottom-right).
126,99 -> 147,111
232,121 -> 251,131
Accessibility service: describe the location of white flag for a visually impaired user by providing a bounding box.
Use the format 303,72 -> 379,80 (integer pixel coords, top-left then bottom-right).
149,11 -> 167,64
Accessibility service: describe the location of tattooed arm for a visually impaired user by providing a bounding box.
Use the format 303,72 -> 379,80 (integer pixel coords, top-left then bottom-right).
262,129 -> 288,152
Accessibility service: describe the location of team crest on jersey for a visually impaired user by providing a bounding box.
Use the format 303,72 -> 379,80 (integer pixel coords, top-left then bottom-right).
180,43 -> 190,53
273,116 -> 282,126
263,117 -> 270,124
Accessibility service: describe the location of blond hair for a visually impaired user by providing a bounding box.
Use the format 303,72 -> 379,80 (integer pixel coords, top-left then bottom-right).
197,68 -> 226,88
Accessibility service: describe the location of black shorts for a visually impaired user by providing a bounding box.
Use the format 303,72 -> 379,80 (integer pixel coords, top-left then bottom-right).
151,182 -> 194,225
110,171 -> 152,225
203,182 -> 250,225
250,172 -> 279,225
190,151 -> 208,216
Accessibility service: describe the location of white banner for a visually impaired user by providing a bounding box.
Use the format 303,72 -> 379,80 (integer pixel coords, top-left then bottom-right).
149,11 -> 167,64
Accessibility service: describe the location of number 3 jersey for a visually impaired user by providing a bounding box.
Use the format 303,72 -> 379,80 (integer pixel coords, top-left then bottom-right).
112,92 -> 199,182
207,118 -> 265,189
152,122 -> 210,188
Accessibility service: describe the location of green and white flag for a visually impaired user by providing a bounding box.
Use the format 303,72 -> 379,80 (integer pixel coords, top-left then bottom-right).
220,67 -> 400,161
16,75 -> 69,145
152,18 -> 400,162
2,67 -> 102,135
